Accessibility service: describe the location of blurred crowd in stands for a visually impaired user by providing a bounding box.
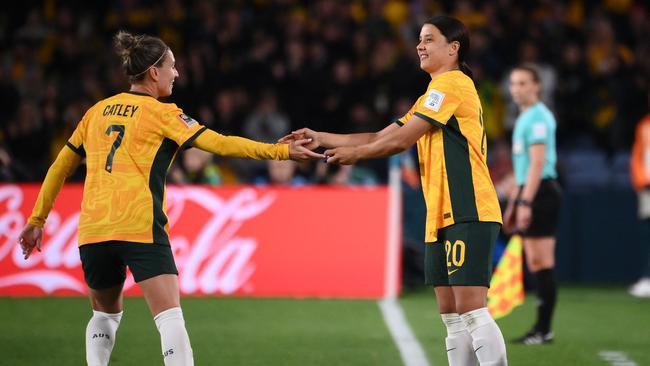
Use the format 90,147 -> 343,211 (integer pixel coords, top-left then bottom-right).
1,0 -> 649,190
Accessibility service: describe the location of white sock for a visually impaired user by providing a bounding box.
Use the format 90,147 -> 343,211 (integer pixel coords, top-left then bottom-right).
441,313 -> 478,366
461,307 -> 507,366
85,310 -> 122,366
154,307 -> 194,366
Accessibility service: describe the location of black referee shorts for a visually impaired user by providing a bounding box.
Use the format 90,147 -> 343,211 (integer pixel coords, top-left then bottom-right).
517,179 -> 562,238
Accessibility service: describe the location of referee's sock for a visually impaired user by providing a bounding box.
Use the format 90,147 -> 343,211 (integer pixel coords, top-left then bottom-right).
461,307 -> 507,366
534,268 -> 557,334
441,312 -> 477,366
85,310 -> 122,366
154,307 -> 194,366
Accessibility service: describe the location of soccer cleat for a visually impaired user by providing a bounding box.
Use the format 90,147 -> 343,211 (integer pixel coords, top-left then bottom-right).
628,277 -> 650,298
512,330 -> 554,345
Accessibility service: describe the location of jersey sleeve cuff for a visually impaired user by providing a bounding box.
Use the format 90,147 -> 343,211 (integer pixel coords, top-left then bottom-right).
414,112 -> 445,128
66,142 -> 86,157
28,216 -> 45,228
279,143 -> 290,160
180,126 -> 208,150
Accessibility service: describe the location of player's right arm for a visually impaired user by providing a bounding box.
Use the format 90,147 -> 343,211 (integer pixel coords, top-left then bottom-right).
19,105 -> 91,259
19,145 -> 83,259
279,91 -> 419,149
278,122 -> 400,149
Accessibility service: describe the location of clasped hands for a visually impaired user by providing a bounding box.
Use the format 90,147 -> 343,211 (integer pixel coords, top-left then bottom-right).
279,128 -> 359,165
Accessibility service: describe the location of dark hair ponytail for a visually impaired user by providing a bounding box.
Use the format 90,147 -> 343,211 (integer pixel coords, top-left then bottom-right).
113,31 -> 168,83
425,15 -> 473,80
459,61 -> 474,80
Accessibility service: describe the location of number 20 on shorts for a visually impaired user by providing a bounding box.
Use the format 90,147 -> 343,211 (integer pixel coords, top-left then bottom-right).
445,240 -> 466,267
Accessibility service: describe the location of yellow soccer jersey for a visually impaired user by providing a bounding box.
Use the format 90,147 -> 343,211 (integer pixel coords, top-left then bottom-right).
397,70 -> 502,242
67,91 -> 207,246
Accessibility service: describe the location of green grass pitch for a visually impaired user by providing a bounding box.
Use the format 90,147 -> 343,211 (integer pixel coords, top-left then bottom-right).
1,286 -> 648,365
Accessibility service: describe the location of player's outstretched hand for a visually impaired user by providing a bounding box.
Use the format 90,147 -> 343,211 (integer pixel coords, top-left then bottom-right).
323,146 -> 359,165
18,223 -> 42,260
278,128 -> 320,150
289,138 -> 325,162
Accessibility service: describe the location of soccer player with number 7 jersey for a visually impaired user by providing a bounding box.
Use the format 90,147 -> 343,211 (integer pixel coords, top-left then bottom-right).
17,31 -> 322,366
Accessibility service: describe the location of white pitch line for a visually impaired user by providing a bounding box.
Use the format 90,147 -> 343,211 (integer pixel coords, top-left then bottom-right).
379,298 -> 431,366
384,156 -> 402,298
598,351 -> 638,366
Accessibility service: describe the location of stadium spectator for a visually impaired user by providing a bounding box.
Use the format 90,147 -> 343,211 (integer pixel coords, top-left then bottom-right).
312,162 -> 379,186
169,148 -> 224,186
1,1 -> 649,185
255,159 -> 308,186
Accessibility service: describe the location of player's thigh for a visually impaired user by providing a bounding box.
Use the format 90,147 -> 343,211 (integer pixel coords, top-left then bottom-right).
118,243 -> 180,316
445,222 -> 499,313
426,238 -> 459,313
88,283 -> 125,313
452,286 -> 488,314
443,221 -> 501,287
79,242 -> 127,288
139,274 -> 181,316
425,239 -> 450,287
434,286 -> 457,314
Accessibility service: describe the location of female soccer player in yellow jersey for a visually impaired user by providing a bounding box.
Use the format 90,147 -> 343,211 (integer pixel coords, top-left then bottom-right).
282,16 -> 507,365
17,31 -> 323,366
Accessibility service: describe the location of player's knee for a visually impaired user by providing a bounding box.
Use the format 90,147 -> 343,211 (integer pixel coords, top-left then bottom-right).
438,303 -> 457,314
435,295 -> 457,313
90,299 -> 122,313
89,294 -> 122,313
455,299 -> 486,315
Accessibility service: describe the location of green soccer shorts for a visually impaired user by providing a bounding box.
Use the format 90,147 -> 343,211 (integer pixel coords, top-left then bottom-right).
425,221 -> 501,287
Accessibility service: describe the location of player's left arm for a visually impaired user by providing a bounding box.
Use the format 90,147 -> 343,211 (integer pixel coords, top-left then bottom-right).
323,115 -> 431,165
192,128 -> 323,162
19,146 -> 83,259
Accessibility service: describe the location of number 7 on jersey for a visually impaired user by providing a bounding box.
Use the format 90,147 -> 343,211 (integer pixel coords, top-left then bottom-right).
105,124 -> 125,173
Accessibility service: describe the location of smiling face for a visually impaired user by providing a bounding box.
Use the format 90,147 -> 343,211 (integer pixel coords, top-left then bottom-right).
417,24 -> 458,75
153,49 -> 178,97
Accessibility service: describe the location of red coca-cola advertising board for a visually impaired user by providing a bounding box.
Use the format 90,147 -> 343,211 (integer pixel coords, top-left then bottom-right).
0,184 -> 400,298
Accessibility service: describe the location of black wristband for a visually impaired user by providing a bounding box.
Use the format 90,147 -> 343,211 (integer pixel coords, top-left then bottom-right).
515,199 -> 532,206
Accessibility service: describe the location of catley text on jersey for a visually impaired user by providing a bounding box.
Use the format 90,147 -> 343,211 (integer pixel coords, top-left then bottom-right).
103,104 -> 139,118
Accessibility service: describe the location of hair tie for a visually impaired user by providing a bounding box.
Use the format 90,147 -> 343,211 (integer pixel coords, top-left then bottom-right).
128,47 -> 168,77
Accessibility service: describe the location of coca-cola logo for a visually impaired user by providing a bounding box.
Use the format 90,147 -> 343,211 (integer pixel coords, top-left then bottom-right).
0,185 -> 275,295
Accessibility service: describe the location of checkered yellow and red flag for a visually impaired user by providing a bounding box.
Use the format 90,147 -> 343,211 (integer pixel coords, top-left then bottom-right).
487,235 -> 525,319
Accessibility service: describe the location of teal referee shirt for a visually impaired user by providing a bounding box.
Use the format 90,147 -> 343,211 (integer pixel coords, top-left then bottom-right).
512,102 -> 558,185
